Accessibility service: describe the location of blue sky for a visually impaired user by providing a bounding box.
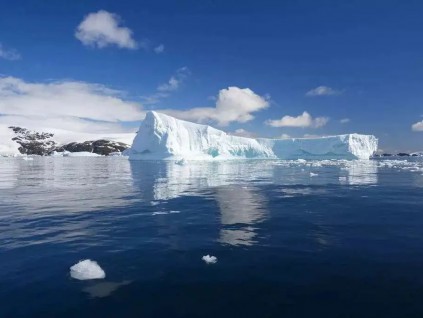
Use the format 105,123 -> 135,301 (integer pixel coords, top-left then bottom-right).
0,0 -> 422,151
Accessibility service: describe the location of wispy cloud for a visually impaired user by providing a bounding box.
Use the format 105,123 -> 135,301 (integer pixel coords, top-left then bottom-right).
154,44 -> 165,54
142,67 -> 190,104
157,67 -> 189,92
75,10 -> 137,49
412,120 -> 423,132
0,43 -> 21,61
340,118 -> 350,124
265,111 -> 329,128
306,86 -> 341,97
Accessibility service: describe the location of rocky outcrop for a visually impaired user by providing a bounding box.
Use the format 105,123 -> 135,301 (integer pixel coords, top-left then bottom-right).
9,126 -> 57,155
8,127 -> 130,156
56,140 -> 129,156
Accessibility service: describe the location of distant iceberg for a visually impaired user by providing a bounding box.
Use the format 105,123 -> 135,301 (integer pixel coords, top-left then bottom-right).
127,111 -> 378,160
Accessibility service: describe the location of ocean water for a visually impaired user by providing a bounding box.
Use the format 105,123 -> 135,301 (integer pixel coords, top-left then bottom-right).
1,157 -> 423,317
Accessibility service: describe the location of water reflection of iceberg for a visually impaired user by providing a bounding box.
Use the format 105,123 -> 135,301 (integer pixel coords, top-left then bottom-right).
341,160 -> 378,185
129,160 -> 275,201
83,280 -> 131,298
216,185 -> 267,246
130,161 -> 269,246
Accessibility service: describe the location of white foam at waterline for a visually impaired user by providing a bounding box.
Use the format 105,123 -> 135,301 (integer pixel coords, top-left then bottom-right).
22,157 -> 34,161
70,259 -> 105,280
202,255 -> 217,264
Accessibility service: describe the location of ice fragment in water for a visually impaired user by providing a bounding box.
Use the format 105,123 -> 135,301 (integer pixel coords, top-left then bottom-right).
202,255 -> 217,264
70,259 -> 105,280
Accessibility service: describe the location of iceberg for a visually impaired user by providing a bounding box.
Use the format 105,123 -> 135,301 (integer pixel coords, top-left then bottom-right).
202,255 -> 218,264
70,259 -> 106,280
127,111 -> 378,160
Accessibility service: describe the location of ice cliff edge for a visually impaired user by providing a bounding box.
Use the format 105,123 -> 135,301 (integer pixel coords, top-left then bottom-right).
127,111 -> 378,160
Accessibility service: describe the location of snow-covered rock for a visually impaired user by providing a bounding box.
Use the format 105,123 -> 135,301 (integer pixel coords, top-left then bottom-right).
128,111 -> 378,160
0,126 -> 130,156
56,140 -> 129,155
8,126 -> 57,155
70,259 -> 105,280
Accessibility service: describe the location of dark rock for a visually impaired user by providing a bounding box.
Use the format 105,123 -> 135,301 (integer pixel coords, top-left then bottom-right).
397,153 -> 410,157
8,126 -> 130,156
8,126 -> 57,155
382,153 -> 392,157
56,140 -> 129,155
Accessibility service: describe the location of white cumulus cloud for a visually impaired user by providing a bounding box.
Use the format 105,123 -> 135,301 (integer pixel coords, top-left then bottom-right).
412,120 -> 423,132
306,86 -> 341,97
75,10 -> 137,49
0,43 -> 21,60
265,111 -> 329,128
161,87 -> 269,126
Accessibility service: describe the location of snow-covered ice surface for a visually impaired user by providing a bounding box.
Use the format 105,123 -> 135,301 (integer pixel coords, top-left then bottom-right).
127,112 -> 378,160
70,259 -> 106,280
202,255 -> 218,264
0,126 -> 20,156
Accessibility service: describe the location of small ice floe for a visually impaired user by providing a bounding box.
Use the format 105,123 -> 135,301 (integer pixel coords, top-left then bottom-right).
202,255 -> 217,264
310,172 -> 318,177
70,259 -> 106,280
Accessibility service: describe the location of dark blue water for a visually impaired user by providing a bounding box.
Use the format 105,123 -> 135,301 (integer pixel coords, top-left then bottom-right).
1,157 -> 423,317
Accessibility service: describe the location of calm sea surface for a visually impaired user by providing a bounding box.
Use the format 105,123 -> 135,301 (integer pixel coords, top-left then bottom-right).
1,157 -> 423,317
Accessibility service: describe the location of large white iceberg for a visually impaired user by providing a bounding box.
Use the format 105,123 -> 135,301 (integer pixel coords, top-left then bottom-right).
128,111 -> 378,160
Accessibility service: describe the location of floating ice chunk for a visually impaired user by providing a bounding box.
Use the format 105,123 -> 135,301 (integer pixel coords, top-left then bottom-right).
70,259 -> 106,280
310,172 -> 318,177
202,255 -> 217,264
